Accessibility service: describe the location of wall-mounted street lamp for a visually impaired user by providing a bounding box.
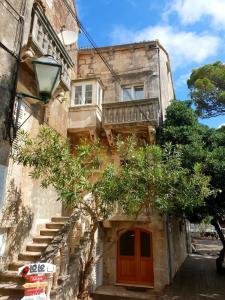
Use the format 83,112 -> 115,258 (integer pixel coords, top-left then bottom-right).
17,55 -> 62,104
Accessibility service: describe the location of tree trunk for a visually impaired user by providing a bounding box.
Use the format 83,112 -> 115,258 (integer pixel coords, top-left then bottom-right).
211,218 -> 225,274
78,222 -> 98,300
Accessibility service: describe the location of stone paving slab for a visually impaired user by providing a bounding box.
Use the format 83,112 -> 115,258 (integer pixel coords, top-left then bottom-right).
161,254 -> 225,300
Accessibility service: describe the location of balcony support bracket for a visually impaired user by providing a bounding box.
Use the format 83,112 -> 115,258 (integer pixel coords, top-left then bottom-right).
148,126 -> 156,144
105,128 -> 114,147
89,129 -> 97,141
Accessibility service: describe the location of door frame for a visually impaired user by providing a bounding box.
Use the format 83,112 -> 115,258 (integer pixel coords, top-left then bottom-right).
116,227 -> 154,287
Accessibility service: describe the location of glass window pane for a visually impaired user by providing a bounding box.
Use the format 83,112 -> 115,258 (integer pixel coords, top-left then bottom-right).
85,84 -> 92,104
122,87 -> 132,101
74,86 -> 82,105
140,232 -> 150,257
134,86 -> 144,100
120,231 -> 135,256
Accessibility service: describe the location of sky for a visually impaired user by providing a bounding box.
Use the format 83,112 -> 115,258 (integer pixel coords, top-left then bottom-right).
75,0 -> 225,128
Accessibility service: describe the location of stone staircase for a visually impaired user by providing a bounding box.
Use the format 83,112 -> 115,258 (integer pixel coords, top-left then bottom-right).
0,216 -> 69,299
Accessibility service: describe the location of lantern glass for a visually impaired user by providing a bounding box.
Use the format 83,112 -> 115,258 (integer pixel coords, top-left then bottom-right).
32,55 -> 62,101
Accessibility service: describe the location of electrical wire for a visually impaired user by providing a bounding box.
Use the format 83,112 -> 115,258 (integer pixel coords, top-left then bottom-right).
0,41 -> 19,59
0,0 -> 21,19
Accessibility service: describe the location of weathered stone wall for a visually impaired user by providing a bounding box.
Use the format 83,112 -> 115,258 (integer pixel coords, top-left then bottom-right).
159,47 -> 174,118
78,43 -> 162,105
0,0 -> 78,259
77,42 -> 174,113
0,0 -> 27,208
170,218 -> 188,278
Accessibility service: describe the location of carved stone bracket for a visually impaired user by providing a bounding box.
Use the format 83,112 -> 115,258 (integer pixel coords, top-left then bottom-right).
89,129 -> 97,141
105,128 -> 114,147
148,125 -> 156,144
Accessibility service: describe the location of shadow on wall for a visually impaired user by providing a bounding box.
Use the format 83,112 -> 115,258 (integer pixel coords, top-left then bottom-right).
0,179 -> 34,260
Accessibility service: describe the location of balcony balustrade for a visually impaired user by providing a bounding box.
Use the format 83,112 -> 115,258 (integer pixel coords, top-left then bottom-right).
102,98 -> 159,127
28,3 -> 74,90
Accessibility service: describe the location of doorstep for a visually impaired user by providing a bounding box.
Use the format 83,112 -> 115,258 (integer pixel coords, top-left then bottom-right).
115,283 -> 154,289
92,284 -> 159,300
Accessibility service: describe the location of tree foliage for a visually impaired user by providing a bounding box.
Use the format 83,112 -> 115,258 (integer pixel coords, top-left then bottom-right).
96,137 -> 213,217
188,61 -> 225,118
159,100 -> 225,272
159,100 -> 225,221
14,125 -> 214,220
13,125 -> 214,292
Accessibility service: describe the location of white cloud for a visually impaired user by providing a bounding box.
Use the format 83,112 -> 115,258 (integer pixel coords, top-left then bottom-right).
218,123 -> 225,129
111,25 -> 220,69
166,0 -> 225,28
175,72 -> 191,88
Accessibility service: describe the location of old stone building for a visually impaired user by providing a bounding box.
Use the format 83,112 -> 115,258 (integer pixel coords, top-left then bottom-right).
0,1 -> 189,298
68,41 -> 189,298
0,0 -> 80,298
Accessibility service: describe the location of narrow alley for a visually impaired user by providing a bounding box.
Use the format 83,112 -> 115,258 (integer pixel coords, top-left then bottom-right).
161,238 -> 225,300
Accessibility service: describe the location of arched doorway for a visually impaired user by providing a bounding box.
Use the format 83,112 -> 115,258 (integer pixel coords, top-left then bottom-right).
117,228 -> 154,286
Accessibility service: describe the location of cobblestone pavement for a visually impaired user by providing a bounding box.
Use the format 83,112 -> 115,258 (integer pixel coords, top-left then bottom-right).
161,239 -> 225,300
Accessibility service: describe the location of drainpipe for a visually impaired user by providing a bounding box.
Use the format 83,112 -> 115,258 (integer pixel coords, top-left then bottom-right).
166,214 -> 173,284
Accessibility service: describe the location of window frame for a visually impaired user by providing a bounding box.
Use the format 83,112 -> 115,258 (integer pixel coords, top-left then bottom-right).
73,83 -> 93,105
121,84 -> 145,101
72,80 -> 103,107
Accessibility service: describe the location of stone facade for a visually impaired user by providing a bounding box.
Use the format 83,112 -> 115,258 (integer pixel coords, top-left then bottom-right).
69,41 -> 175,145
68,41 -> 188,293
0,0 -> 78,262
0,2 -> 188,296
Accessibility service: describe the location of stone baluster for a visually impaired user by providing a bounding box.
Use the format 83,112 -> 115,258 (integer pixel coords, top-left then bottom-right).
53,250 -> 61,288
68,224 -> 81,256
60,242 -> 70,278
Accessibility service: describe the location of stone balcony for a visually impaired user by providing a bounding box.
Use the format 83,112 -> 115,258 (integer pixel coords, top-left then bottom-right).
68,98 -> 159,145
22,2 -> 74,91
102,98 -> 159,145
102,98 -> 159,127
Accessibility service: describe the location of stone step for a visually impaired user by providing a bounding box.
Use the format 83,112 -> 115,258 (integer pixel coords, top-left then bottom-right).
0,271 -> 22,283
33,235 -> 53,244
0,296 -> 21,300
18,251 -> 42,262
26,243 -> 48,252
92,295 -> 159,300
45,222 -> 65,230
92,285 -> 159,300
51,216 -> 69,223
0,282 -> 23,297
8,261 -> 27,271
40,228 -> 59,236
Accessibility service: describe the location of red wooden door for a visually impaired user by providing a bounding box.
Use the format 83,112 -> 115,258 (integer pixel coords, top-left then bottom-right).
117,228 -> 154,286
